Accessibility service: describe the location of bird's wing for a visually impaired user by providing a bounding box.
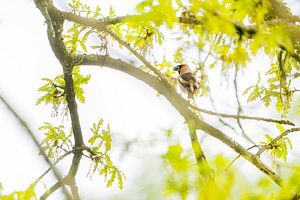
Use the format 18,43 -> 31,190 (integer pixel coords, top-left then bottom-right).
179,73 -> 198,90
179,73 -> 197,83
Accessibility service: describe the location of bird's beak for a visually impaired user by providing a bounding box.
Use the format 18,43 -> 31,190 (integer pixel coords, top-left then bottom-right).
173,66 -> 180,71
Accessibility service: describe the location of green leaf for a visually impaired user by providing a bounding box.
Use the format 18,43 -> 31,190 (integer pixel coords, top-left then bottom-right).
109,6 -> 116,17
1,184 -> 37,200
276,124 -> 285,133
162,144 -> 190,172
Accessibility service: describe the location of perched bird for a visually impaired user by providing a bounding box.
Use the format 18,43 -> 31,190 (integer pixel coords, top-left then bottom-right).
173,64 -> 198,100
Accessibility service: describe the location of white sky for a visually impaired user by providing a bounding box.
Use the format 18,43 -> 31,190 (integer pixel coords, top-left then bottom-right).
0,0 -> 299,199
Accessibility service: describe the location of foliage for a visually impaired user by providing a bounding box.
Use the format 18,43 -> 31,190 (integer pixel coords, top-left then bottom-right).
160,143 -> 300,200
260,124 -> 293,164
36,66 -> 90,115
87,119 -> 125,189
58,0 -> 299,118
36,76 -> 67,116
39,122 -> 73,159
161,143 -> 238,200
0,184 -> 37,200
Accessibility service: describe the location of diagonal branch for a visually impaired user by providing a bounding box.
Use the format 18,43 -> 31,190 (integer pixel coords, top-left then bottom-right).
189,104 -> 295,126
40,176 -> 69,200
0,93 -> 72,200
62,12 -> 163,78
187,120 -> 212,178
62,11 -> 212,175
35,150 -> 74,184
77,53 -> 282,186
62,10 -> 296,127
225,145 -> 259,171
268,0 -> 300,23
35,0 -> 285,187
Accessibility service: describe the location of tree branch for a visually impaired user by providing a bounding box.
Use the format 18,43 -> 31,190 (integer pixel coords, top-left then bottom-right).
257,127 -> 300,156
234,65 -> 256,144
225,145 -> 259,171
61,10 -> 296,128
63,66 -> 84,147
189,103 -> 295,126
34,1 -> 85,199
35,150 -> 74,184
268,0 -> 300,23
62,11 -> 213,175
40,176 -> 69,200
187,120 -> 212,178
35,0 -> 285,187
0,93 -> 72,200
77,53 -> 282,186
68,177 -> 80,200
62,11 -> 164,78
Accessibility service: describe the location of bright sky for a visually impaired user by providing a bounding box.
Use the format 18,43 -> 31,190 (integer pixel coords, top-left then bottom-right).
0,0 -> 299,199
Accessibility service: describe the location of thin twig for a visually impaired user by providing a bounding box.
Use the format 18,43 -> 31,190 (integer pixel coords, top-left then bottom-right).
189,103 -> 295,126
0,93 -> 72,200
199,34 -> 236,130
34,150 -> 74,184
257,127 -> 300,156
206,86 -> 236,131
234,65 -> 256,144
201,34 -> 221,68
103,27 -> 163,77
225,145 -> 259,171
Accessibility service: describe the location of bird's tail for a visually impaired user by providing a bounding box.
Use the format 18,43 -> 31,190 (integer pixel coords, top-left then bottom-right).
188,92 -> 194,100
188,92 -> 196,104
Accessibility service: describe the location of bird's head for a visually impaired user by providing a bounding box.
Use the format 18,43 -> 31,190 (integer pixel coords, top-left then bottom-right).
173,64 -> 190,74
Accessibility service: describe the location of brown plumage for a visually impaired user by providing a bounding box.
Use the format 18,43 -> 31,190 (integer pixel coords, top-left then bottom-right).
173,64 -> 198,100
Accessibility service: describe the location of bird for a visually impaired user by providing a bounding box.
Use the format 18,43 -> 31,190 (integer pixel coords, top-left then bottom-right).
173,64 -> 198,100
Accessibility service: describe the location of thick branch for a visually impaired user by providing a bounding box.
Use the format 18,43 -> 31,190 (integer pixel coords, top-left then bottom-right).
69,178 -> 80,200
34,0 -> 284,186
34,0 -> 85,148
61,12 -> 295,126
188,121 -> 212,178
63,66 -> 84,147
268,0 -> 300,23
33,1 -> 85,199
62,12 -> 163,78
77,54 -> 282,186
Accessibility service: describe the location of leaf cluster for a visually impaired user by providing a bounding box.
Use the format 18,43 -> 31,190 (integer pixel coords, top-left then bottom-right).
260,124 -> 292,164
39,122 -> 73,159
37,67 -> 90,115
87,119 -> 125,189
